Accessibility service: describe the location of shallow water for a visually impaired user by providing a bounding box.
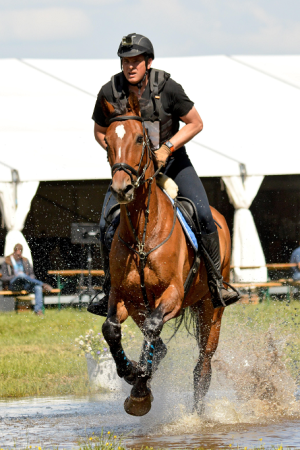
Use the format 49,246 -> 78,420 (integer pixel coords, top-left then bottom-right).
1,386 -> 300,449
2,311 -> 300,449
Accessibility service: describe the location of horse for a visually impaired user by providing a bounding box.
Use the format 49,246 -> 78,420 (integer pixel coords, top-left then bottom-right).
100,92 -> 232,417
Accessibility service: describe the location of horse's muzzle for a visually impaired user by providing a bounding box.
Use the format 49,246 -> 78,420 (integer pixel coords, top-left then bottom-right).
111,182 -> 135,204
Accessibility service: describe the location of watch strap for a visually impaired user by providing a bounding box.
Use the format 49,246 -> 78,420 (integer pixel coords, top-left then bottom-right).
164,140 -> 175,153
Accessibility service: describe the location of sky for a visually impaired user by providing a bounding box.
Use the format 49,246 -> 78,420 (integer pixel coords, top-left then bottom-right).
0,0 -> 300,58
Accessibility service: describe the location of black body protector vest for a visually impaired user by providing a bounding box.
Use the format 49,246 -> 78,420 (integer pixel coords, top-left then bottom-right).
111,69 -> 175,149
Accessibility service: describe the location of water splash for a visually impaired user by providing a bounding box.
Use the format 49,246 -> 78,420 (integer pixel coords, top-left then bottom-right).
147,324 -> 300,438
211,327 -> 299,420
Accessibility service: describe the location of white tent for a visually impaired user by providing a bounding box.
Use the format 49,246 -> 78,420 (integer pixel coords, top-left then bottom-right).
1,56 -> 300,277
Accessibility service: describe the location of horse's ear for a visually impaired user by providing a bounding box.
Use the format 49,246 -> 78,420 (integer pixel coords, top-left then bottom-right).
127,92 -> 141,116
101,96 -> 116,118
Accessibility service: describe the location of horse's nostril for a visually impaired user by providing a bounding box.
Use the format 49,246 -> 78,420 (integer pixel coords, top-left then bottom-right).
124,185 -> 134,195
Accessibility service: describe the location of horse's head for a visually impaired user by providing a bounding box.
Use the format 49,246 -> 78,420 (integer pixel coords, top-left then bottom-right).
102,93 -> 152,204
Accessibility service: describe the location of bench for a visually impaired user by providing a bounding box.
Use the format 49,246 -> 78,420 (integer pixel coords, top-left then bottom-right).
0,289 -> 61,312
230,263 -> 300,302
231,281 -> 284,304
48,270 -> 104,309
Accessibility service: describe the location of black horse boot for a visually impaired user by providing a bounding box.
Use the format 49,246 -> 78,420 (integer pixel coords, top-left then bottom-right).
200,231 -> 239,308
87,243 -> 110,317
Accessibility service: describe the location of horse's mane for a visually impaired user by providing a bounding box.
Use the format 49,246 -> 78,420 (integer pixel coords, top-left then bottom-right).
105,100 -> 127,124
105,98 -> 149,125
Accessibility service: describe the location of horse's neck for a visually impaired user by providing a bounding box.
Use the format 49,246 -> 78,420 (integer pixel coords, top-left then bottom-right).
119,180 -> 160,243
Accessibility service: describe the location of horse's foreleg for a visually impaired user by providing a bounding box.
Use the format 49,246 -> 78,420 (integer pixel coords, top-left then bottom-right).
130,310 -> 168,375
192,295 -> 224,415
128,311 -> 168,388
102,300 -> 136,381
124,307 -> 165,416
125,286 -> 182,416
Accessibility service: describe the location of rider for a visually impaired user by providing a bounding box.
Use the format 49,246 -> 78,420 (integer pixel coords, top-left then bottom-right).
91,33 -> 239,314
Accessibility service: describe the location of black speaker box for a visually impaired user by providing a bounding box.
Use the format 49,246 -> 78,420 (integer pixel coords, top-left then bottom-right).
71,223 -> 100,245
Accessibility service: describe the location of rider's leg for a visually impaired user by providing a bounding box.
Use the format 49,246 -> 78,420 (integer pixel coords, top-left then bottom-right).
87,184 -> 119,316
163,147 -> 239,308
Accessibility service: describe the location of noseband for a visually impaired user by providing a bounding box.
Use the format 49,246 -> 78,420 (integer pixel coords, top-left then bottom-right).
108,115 -> 157,189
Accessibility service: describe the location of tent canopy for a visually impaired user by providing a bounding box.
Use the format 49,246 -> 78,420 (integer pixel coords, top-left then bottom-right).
1,55 -> 300,182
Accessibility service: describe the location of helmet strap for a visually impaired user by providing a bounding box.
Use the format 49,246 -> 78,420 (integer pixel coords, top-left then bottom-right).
137,70 -> 148,96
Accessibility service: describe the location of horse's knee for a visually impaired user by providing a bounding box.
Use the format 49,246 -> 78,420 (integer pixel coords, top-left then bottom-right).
143,314 -> 163,340
102,318 -> 121,347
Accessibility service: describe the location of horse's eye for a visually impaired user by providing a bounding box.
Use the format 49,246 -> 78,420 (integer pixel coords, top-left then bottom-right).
136,135 -> 143,144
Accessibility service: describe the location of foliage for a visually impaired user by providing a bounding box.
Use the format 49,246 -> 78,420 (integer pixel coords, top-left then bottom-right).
75,325 -> 136,362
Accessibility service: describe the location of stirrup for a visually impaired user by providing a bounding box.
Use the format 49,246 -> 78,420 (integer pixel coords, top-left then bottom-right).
210,279 -> 240,309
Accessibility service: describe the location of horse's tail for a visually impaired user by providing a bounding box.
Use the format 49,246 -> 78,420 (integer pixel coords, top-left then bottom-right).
166,307 -> 199,343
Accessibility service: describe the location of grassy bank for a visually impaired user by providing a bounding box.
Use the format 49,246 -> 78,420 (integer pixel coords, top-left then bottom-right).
220,299 -> 300,381
0,309 -> 106,397
1,299 -> 300,398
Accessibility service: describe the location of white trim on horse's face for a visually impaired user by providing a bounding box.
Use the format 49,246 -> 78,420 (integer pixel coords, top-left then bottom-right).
115,125 -> 126,159
115,124 -> 126,140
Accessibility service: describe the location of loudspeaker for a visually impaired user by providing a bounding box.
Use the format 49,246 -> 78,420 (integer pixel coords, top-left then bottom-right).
71,223 -> 100,245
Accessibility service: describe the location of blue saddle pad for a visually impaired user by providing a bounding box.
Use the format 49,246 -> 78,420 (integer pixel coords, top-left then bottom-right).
163,190 -> 198,251
104,190 -> 198,252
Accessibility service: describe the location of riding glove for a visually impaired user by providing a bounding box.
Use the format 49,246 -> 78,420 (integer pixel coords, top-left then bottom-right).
154,144 -> 172,168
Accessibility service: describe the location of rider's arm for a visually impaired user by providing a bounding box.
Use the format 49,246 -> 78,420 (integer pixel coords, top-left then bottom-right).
171,106 -> 203,151
154,106 -> 203,167
94,123 -> 108,150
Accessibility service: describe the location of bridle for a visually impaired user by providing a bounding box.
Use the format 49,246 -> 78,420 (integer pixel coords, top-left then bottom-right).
108,115 -> 161,189
107,114 -> 177,315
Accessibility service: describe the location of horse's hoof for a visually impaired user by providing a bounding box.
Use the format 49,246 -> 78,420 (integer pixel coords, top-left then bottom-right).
124,393 -> 152,416
146,381 -> 154,402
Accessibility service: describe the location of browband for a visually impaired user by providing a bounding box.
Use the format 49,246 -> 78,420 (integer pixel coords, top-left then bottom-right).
108,115 -> 143,125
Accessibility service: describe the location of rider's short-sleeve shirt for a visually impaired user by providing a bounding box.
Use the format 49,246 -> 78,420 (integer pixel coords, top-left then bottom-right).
92,74 -> 194,128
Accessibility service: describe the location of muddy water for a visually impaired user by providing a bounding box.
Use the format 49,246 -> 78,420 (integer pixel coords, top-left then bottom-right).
1,315 -> 300,449
1,389 -> 300,449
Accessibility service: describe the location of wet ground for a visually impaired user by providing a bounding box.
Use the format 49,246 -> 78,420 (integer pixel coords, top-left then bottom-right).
2,308 -> 300,449
1,385 -> 300,449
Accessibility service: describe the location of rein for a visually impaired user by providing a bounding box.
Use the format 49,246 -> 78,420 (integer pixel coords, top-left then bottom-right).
108,114 -> 176,315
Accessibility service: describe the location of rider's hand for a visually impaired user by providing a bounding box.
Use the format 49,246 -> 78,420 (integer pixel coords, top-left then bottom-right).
154,144 -> 172,168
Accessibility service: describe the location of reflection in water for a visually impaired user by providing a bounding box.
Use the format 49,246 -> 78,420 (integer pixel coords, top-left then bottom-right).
1,313 -> 300,449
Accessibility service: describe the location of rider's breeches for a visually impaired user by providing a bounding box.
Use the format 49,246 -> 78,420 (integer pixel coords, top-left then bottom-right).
99,184 -> 117,244
99,146 -> 217,244
162,147 -> 216,236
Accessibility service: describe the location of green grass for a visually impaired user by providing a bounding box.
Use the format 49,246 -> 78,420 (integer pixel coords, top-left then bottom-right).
0,308 -> 107,397
1,299 -> 300,398
220,299 -> 300,381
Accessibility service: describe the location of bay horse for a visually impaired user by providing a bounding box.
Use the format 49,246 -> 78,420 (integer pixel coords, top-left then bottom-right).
101,92 -> 231,417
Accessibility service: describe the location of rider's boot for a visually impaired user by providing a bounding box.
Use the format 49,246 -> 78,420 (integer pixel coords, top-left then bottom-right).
200,231 -> 240,308
87,243 -> 110,317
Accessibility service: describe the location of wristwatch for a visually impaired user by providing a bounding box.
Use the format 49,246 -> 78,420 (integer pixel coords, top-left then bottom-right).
164,140 -> 175,153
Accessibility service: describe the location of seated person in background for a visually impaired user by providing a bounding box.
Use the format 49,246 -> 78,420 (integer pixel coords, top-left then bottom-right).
1,243 -> 53,316
290,242 -> 300,281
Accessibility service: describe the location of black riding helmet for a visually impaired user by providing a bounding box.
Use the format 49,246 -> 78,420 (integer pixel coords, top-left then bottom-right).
117,33 -> 154,60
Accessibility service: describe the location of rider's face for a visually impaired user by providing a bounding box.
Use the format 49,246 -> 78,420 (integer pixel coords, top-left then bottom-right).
122,55 -> 152,84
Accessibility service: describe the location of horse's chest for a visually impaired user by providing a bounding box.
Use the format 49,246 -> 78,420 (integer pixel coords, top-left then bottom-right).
114,258 -> 161,290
